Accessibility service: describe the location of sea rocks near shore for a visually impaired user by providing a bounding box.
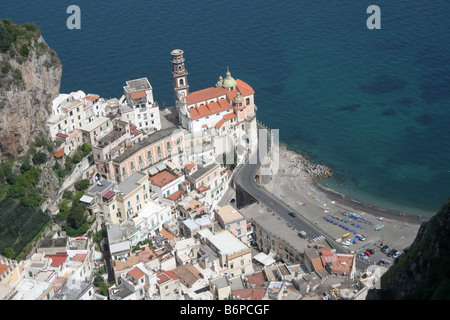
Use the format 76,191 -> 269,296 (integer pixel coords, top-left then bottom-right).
282,148 -> 332,180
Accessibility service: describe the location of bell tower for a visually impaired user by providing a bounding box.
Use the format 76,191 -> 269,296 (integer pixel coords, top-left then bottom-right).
171,49 -> 189,104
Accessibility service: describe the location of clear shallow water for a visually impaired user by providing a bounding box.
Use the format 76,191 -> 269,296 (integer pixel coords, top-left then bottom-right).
2,0 -> 449,216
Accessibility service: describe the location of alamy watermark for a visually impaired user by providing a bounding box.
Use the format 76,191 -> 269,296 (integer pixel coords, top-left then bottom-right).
66,5 -> 81,29
367,5 -> 381,29
66,5 -> 381,30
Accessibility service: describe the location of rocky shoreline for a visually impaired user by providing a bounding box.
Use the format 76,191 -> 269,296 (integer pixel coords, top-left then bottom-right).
282,148 -> 332,180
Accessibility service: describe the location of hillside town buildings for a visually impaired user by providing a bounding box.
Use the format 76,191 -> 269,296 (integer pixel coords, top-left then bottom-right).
0,50 -> 374,301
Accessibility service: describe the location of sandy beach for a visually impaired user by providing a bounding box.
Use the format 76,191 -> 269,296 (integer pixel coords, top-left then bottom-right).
262,146 -> 424,253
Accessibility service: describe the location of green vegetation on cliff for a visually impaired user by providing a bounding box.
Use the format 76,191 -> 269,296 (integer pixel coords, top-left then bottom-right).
0,18 -> 41,57
374,198 -> 450,300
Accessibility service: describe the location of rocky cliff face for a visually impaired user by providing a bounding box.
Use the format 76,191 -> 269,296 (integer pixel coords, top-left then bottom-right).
367,198 -> 450,299
0,34 -> 62,158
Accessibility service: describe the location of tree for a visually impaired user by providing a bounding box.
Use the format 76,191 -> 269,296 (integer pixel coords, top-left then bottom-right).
56,200 -> 70,220
74,179 -> 90,191
80,143 -> 92,156
20,158 -> 32,173
99,282 -> 109,297
19,45 -> 29,57
63,190 -> 73,200
32,152 -> 47,165
93,274 -> 104,287
0,22 -> 13,52
2,247 -> 15,259
72,150 -> 84,164
66,201 -> 87,230
20,189 -> 43,208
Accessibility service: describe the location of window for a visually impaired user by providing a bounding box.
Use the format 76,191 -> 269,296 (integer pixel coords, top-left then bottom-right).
246,98 -> 250,105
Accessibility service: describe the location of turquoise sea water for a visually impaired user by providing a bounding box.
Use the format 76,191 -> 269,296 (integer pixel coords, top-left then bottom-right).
2,0 -> 449,216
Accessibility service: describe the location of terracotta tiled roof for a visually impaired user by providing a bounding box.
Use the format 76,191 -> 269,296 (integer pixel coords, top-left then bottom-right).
188,97 -> 233,120
184,87 -> 228,105
166,270 -> 179,281
102,190 -> 116,200
159,227 -> 175,240
329,254 -> 354,274
0,264 -> 8,276
130,125 -> 141,137
320,249 -> 334,256
246,272 -> 266,287
45,253 -> 68,267
185,162 -> 196,171
85,95 -> 99,102
54,149 -> 64,158
157,270 -> 179,284
236,79 -> 255,96
197,185 -> 210,192
232,288 -> 266,300
56,132 -> 68,139
311,257 -> 324,271
128,267 -> 145,280
166,189 -> 185,201
72,253 -> 87,263
130,91 -> 146,100
214,118 -> 226,129
149,170 -> 179,187
171,263 -> 202,287
223,112 -> 236,120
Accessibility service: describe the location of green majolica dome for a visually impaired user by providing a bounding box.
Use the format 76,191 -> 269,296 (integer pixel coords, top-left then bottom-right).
222,68 -> 236,88
215,75 -> 223,87
233,91 -> 244,104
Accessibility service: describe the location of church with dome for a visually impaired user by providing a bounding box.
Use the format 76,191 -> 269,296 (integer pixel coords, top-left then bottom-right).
171,49 -> 258,165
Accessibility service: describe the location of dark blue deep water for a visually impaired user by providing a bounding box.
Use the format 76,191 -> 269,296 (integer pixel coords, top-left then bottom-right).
2,0 -> 450,216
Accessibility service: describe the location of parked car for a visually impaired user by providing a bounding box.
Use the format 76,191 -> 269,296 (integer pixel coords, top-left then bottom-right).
288,212 -> 297,217
387,249 -> 397,257
392,251 -> 402,259
357,234 -> 366,241
384,248 -> 392,256
377,259 -> 392,266
364,250 -> 372,257
358,252 -> 368,260
298,230 -> 307,239
381,245 -> 389,253
367,248 -> 375,254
